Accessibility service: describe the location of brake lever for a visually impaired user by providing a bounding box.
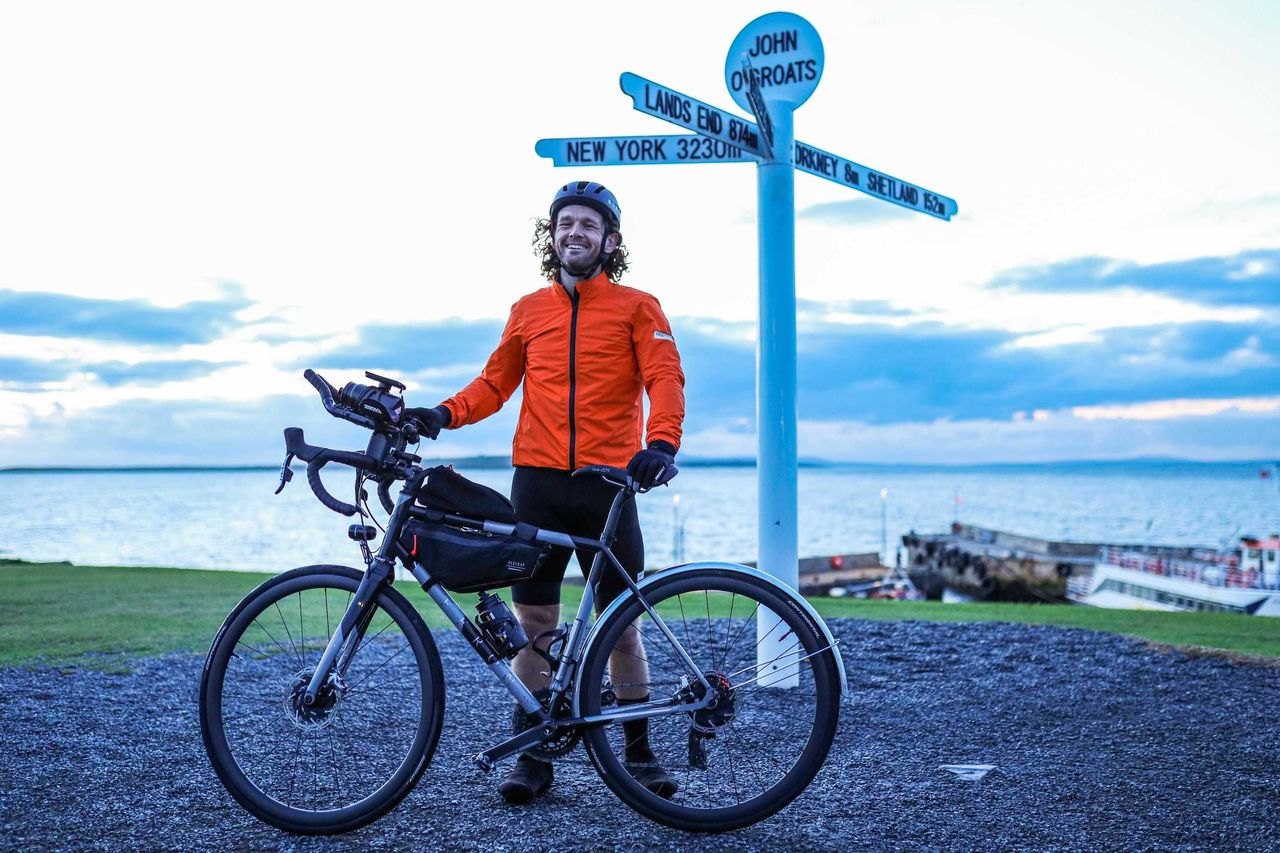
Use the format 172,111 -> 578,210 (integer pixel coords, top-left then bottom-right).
275,452 -> 296,494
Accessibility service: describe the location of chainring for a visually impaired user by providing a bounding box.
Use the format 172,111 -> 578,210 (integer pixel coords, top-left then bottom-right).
511,688 -> 581,759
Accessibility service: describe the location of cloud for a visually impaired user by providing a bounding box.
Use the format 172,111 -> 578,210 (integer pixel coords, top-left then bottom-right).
8,293 -> 1274,466
796,199 -> 915,225
0,356 -> 237,389
86,360 -> 241,387
680,406 -> 1280,464
0,356 -> 77,388
992,248 -> 1280,307
1071,395 -> 1280,421
0,392 -> 522,468
0,282 -> 253,344
303,319 -> 505,379
796,298 -> 916,318
670,314 -> 1280,429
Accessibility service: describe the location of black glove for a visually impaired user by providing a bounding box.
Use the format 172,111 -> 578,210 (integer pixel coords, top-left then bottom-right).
403,405 -> 451,440
626,440 -> 676,490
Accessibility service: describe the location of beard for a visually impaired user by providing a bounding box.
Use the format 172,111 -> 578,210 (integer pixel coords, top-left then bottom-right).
558,248 -> 603,277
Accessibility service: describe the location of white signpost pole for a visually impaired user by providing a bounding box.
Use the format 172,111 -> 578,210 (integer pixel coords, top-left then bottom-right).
754,101 -> 800,687
728,12 -> 825,688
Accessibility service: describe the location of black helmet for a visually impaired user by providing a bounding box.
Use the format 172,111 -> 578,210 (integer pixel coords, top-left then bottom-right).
549,181 -> 621,232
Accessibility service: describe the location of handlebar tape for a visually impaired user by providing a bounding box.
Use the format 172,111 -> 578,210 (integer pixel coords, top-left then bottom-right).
377,479 -> 396,514
303,369 -> 337,406
307,459 -> 359,517
303,369 -> 380,430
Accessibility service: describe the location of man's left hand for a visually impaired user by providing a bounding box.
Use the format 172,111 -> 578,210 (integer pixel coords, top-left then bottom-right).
627,441 -> 676,490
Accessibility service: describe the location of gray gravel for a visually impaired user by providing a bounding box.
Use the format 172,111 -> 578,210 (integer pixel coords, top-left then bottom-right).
2,618 -> 1279,852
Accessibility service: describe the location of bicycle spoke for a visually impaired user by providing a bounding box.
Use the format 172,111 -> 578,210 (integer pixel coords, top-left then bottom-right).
719,601 -> 762,670
725,638 -> 803,682
287,730 -> 303,807
676,593 -> 693,655
274,601 -> 303,665
222,697 -> 283,725
251,617 -> 302,667
344,641 -> 413,692
725,729 -> 743,806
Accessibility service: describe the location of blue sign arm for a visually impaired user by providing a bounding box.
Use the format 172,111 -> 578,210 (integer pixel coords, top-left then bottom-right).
534,135 -> 755,167
793,140 -> 958,221
619,72 -> 768,160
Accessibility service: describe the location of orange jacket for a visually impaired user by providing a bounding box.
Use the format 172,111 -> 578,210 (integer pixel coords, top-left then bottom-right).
441,272 -> 685,470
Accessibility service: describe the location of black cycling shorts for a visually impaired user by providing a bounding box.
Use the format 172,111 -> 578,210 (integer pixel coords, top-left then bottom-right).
509,466 -> 643,611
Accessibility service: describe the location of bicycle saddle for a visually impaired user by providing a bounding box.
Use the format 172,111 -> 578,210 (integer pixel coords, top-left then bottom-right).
571,463 -> 678,491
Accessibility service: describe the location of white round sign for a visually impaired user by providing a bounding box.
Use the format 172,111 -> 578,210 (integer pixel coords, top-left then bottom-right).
725,12 -> 824,112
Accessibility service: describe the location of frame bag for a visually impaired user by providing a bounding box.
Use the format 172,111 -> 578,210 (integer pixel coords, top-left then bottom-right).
403,521 -> 547,593
416,464 -> 517,523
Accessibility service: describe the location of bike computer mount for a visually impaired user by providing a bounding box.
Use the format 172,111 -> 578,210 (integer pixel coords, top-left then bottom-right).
364,371 -> 405,393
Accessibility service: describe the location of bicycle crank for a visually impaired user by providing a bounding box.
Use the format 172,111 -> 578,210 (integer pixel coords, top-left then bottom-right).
511,688 -> 582,759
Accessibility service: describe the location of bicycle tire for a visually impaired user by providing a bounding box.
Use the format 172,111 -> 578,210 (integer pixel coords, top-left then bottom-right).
578,568 -> 841,832
198,565 -> 444,834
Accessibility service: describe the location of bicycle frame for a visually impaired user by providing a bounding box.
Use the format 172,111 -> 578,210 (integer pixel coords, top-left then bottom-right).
302,473 -> 717,772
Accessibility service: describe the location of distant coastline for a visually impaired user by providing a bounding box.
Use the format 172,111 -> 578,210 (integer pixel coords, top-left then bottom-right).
1,457 -> 1273,474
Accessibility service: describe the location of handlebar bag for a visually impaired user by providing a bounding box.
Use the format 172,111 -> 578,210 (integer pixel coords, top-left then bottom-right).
416,465 -> 517,524
401,519 -> 548,593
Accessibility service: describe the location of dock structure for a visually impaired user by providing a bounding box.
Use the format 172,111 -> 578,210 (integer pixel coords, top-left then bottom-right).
903,523 -> 1106,602
903,523 -> 1280,614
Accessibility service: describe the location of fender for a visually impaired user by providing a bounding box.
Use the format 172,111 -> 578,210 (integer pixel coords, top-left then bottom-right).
575,561 -> 847,715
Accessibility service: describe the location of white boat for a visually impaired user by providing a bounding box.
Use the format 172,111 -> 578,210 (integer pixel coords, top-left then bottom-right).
1067,536 -> 1280,617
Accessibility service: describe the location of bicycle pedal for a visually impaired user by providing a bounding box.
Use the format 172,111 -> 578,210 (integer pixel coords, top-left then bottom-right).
473,753 -> 494,773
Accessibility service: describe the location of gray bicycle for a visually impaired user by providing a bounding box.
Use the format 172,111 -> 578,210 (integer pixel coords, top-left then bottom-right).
198,370 -> 845,833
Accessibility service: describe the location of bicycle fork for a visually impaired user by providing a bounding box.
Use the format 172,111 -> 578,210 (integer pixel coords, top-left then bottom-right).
301,557 -> 395,705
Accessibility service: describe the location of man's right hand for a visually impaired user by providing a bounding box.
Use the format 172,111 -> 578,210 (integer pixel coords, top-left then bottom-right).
403,405 -> 451,440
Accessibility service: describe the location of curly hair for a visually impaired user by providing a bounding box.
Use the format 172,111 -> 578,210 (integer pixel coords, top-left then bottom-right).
531,217 -> 630,282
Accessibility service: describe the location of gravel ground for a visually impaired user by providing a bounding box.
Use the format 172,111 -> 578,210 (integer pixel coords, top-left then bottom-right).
2,618 -> 1278,852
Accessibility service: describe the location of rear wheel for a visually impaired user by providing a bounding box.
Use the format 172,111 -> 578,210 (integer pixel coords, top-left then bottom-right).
198,565 -> 444,834
578,569 -> 841,831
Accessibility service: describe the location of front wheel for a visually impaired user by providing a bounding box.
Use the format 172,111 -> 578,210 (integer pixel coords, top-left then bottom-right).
198,565 -> 445,834
578,569 -> 841,831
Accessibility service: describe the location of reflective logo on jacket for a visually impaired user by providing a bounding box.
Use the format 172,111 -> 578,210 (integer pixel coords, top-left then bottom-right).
441,272 -> 685,470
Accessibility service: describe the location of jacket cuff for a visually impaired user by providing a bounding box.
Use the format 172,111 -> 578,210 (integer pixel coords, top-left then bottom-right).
435,404 -> 454,428
647,439 -> 677,456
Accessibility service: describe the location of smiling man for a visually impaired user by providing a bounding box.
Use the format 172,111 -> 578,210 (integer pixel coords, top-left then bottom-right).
405,181 -> 686,805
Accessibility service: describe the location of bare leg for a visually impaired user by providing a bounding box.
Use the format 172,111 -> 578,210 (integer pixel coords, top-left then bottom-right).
512,602 -> 561,693
607,618 -> 651,702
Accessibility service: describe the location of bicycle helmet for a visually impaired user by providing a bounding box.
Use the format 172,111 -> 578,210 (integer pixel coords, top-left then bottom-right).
549,181 -> 622,232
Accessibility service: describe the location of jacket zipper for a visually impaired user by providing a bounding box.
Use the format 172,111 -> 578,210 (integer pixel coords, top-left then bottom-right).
567,290 -> 580,471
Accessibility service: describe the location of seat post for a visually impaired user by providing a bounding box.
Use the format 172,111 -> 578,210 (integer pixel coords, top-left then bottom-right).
583,485 -> 632,589
597,485 -> 632,546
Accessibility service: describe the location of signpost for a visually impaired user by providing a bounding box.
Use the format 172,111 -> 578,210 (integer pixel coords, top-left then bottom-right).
534,135 -> 753,167
535,11 -> 957,687
619,73 -> 770,159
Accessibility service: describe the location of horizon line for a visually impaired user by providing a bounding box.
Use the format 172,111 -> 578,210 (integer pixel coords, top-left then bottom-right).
2,456 -> 1276,474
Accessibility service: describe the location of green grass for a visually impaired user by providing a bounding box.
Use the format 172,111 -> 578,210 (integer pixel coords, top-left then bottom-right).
812,597 -> 1280,659
1,560 -> 1277,669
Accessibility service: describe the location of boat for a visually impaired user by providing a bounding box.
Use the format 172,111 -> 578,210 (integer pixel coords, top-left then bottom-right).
1067,535 -> 1280,616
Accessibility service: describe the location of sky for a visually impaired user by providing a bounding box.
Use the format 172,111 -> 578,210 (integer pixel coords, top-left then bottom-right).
0,0 -> 1277,466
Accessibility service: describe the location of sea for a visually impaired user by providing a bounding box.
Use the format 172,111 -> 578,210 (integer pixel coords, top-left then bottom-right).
0,461 -> 1275,575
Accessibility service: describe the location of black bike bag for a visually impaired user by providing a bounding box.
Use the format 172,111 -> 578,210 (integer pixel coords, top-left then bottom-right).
401,520 -> 548,593
416,465 -> 517,524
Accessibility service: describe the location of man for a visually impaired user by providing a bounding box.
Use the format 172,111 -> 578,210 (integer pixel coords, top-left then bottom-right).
407,181 -> 685,804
